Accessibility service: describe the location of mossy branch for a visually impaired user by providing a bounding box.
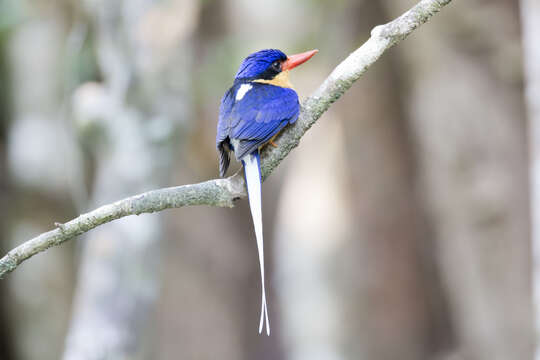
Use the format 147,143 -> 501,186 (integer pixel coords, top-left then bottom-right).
0,0 -> 452,278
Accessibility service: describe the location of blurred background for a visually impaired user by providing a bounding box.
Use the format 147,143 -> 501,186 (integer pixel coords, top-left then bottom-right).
0,0 -> 533,359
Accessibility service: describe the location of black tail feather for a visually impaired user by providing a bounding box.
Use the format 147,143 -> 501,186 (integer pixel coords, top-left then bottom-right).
218,142 -> 230,177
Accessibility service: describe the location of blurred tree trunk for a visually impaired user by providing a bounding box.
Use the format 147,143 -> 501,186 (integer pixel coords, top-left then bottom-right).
4,3 -> 77,359
520,0 -> 540,358
0,24 -> 15,360
337,2 -> 450,359
63,1 -> 197,359
274,1 -> 449,359
390,1 -> 534,359
274,116 -> 352,360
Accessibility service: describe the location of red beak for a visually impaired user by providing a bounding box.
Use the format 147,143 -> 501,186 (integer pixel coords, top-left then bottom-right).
282,49 -> 318,71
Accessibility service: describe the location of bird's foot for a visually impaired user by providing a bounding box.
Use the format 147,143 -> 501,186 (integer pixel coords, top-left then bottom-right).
269,140 -> 278,148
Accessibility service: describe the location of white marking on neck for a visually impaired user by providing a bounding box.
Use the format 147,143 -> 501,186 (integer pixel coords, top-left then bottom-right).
236,84 -> 253,101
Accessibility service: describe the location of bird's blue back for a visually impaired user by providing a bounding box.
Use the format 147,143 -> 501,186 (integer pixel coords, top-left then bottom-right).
217,82 -> 299,159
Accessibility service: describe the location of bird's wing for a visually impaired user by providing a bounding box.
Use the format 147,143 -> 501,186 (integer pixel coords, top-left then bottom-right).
216,88 -> 236,176
229,83 -> 299,159
216,87 -> 235,146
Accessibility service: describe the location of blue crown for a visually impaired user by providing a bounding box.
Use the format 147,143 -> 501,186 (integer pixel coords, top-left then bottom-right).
235,49 -> 287,80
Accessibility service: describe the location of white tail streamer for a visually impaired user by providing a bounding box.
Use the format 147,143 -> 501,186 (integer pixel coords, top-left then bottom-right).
242,151 -> 270,335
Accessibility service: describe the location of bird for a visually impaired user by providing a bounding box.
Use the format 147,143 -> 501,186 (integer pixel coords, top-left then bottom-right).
216,48 -> 318,335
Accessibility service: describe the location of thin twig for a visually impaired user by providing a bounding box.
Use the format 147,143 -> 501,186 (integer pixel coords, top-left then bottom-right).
0,0 -> 453,278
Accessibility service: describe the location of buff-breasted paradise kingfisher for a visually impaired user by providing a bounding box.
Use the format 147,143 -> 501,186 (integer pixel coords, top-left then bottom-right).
216,49 -> 318,335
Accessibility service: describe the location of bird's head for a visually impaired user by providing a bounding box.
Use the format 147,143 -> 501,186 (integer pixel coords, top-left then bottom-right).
234,48 -> 318,87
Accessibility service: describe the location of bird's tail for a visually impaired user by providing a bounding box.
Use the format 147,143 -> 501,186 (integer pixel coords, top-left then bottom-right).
242,150 -> 270,336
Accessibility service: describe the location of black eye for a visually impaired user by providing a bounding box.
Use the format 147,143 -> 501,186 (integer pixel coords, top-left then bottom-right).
271,61 -> 281,72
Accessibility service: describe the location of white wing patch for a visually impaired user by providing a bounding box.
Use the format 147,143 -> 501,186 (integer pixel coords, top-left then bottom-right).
236,83 -> 253,101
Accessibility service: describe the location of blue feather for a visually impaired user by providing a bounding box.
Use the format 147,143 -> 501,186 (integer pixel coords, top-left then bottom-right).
217,83 -> 299,167
235,49 -> 286,80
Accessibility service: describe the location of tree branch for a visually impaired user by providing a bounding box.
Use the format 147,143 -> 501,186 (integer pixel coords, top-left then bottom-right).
0,0 -> 452,279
